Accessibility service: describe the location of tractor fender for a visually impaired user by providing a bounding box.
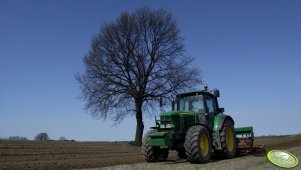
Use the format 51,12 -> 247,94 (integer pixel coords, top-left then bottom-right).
191,123 -> 208,129
218,115 -> 235,131
213,114 -> 235,132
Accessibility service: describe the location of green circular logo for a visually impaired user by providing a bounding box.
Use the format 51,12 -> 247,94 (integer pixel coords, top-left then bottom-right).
267,150 -> 299,168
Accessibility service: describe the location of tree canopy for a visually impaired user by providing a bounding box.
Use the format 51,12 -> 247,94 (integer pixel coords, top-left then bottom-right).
34,133 -> 50,141
76,7 -> 201,145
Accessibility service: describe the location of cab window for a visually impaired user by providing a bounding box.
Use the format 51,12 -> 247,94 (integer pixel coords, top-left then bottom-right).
205,96 -> 216,114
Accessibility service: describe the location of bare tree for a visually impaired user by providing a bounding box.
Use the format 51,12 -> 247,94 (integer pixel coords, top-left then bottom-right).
34,133 -> 50,141
76,7 -> 201,145
59,136 -> 67,141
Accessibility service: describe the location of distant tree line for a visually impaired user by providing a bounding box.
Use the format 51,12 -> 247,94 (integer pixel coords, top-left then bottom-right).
0,133 -> 74,141
0,136 -> 28,141
9,136 -> 28,140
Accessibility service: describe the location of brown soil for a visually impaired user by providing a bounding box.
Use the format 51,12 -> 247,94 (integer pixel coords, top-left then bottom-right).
0,136 -> 300,170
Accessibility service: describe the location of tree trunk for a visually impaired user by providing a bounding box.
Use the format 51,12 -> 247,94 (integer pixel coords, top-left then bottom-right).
134,100 -> 144,146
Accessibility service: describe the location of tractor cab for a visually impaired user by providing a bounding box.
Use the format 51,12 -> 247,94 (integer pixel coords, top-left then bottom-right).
172,87 -> 223,131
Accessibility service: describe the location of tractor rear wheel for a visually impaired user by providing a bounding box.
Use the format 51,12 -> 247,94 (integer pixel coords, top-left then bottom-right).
184,125 -> 212,163
220,119 -> 237,158
142,130 -> 169,162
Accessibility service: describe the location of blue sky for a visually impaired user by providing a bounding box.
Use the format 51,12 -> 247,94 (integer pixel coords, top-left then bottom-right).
0,0 -> 300,141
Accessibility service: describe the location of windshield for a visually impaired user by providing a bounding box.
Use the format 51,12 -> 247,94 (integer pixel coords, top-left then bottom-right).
178,95 -> 205,113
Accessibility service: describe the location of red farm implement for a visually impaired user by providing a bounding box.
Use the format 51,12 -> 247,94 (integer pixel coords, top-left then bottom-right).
235,126 -> 265,155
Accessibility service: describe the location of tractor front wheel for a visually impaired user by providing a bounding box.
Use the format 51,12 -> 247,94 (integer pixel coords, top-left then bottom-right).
220,119 -> 237,158
184,125 -> 212,163
142,130 -> 169,162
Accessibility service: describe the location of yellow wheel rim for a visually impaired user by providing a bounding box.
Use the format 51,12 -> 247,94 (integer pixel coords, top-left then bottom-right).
199,134 -> 209,157
226,127 -> 234,152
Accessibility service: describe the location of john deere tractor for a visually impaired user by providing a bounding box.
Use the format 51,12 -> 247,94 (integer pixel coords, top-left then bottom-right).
142,85 -> 260,163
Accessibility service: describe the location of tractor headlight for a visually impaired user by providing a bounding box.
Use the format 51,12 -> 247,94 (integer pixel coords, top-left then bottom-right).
166,124 -> 174,128
160,123 -> 174,129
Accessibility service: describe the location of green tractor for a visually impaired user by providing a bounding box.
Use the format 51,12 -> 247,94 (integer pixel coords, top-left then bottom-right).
142,85 -> 264,163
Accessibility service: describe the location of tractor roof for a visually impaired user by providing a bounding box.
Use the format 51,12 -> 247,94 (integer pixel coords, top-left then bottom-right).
176,90 -> 214,98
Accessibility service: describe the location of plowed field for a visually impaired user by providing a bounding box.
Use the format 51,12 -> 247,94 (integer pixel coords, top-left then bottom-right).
0,136 -> 300,170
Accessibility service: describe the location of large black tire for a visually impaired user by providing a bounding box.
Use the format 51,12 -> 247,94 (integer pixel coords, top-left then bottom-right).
220,119 -> 237,159
176,148 -> 186,159
142,130 -> 169,162
184,125 -> 212,163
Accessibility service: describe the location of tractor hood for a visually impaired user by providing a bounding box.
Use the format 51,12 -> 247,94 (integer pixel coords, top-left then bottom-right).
160,111 -> 194,116
159,111 -> 195,122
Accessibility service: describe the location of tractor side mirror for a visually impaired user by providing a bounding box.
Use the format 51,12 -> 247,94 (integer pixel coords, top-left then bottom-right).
219,108 -> 225,113
213,90 -> 220,97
